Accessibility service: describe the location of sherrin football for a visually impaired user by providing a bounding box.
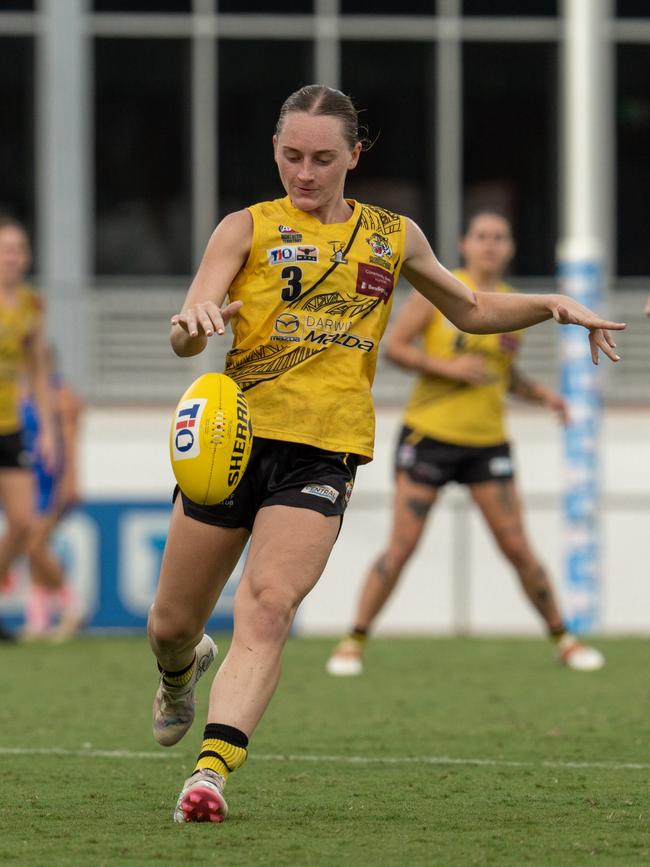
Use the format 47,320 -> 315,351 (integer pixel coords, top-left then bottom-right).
170,373 -> 253,505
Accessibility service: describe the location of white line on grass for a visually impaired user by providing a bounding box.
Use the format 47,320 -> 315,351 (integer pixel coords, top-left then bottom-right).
0,746 -> 648,772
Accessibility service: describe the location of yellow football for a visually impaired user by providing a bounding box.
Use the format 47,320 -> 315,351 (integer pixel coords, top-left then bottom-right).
170,373 -> 253,505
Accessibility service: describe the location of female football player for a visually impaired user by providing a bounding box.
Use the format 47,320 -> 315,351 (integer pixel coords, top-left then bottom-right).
0,217 -> 55,640
21,347 -> 83,641
146,85 -> 624,824
326,212 -> 604,678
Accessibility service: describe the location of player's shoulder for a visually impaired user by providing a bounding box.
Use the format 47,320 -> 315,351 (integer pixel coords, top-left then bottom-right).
18,283 -> 44,316
358,202 -> 405,236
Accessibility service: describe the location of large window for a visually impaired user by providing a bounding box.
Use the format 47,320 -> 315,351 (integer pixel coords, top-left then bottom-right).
0,38 -> 35,238
463,42 -> 557,276
219,0 -> 313,11
217,40 -> 314,217
462,0 -> 557,14
617,0 -> 650,16
93,1 -> 191,11
341,41 -> 435,239
94,39 -> 192,276
342,0 -> 435,13
617,45 -> 650,277
0,1 -> 34,10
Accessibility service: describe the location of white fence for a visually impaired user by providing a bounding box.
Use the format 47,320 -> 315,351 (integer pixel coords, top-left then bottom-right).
82,405 -> 650,636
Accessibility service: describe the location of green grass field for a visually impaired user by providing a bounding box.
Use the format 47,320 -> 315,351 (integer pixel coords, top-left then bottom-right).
1,635 -> 648,867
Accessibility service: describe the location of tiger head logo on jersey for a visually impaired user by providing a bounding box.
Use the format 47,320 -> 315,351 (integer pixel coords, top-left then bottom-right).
367,233 -> 392,259
367,233 -> 393,270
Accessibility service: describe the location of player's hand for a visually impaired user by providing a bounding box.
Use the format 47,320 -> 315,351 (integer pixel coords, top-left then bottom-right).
550,297 -> 625,364
171,300 -> 243,338
644,295 -> 650,317
543,392 -> 569,426
54,472 -> 80,512
443,354 -> 492,385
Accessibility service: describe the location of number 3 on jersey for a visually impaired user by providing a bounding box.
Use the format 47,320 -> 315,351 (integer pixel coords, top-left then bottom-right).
281,266 -> 302,301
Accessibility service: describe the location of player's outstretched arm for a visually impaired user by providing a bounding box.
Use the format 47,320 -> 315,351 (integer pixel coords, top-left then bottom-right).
401,218 -> 625,364
170,209 -> 252,357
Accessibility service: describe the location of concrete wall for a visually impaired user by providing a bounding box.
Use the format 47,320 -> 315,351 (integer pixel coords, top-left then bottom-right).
82,404 -> 650,636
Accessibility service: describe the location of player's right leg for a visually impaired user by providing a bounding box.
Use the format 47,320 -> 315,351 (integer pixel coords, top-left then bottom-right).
326,470 -> 438,676
147,498 -> 249,747
0,466 -> 36,580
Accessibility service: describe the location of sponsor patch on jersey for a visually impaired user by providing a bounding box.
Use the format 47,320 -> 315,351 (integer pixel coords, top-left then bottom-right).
301,483 -> 339,504
268,246 -> 297,265
296,244 -> 319,262
172,399 -> 207,461
328,240 -> 348,264
268,244 -> 319,265
278,224 -> 302,243
489,456 -> 513,477
271,312 -> 302,342
356,263 -> 394,304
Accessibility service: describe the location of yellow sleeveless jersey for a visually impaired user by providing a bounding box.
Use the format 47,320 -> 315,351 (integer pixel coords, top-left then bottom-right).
402,269 -> 523,447
0,283 -> 43,434
225,196 -> 406,461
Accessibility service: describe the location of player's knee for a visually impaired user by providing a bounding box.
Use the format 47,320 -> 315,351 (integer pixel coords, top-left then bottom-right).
8,513 -> 36,543
148,604 -> 201,651
247,587 -> 296,642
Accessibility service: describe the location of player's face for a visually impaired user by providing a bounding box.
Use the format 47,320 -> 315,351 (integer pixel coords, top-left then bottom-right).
273,112 -> 361,214
459,214 -> 514,277
0,226 -> 31,287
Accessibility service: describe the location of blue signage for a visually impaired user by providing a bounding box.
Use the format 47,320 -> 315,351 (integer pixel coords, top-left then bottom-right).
0,501 -> 242,632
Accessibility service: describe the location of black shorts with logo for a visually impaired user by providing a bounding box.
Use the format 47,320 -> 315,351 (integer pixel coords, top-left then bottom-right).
0,431 -> 32,470
177,437 -> 358,532
395,425 -> 514,488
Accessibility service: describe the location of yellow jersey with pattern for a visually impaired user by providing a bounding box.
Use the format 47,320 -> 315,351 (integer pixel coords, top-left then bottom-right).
0,283 -> 43,434
225,196 -> 406,461
402,269 -> 523,448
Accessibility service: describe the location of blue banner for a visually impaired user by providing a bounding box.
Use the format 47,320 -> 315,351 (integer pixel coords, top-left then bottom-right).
0,501 -> 242,632
557,258 -> 602,632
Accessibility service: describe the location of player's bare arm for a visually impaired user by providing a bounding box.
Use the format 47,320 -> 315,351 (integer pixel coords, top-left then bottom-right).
509,365 -> 568,425
401,218 -> 625,363
170,209 -> 253,357
386,289 -> 489,385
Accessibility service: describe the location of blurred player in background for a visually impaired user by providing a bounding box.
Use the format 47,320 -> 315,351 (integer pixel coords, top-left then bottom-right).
147,85 -> 622,826
21,346 -> 83,641
327,212 -> 604,676
0,216 -> 55,642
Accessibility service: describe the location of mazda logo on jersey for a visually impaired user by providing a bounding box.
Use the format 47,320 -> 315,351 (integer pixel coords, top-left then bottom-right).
275,313 -> 301,334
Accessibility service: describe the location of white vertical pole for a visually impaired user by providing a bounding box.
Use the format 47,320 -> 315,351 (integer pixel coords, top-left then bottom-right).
36,0 -> 90,394
435,0 -> 462,266
557,0 -> 610,633
315,0 -> 340,90
192,0 -> 217,269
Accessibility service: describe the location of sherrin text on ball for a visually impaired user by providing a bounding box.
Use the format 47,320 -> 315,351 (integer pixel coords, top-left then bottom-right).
170,372 -> 253,505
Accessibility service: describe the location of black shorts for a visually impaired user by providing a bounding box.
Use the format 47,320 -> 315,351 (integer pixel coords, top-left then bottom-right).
395,426 -> 514,488
176,437 -> 359,531
0,431 -> 32,470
